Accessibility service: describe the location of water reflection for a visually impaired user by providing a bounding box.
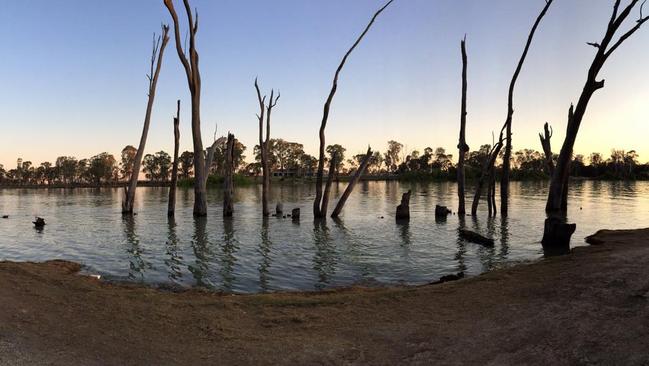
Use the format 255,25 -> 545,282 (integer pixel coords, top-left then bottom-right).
258,219 -> 272,291
312,220 -> 338,290
219,218 -> 239,291
455,216 -> 468,274
122,215 -> 151,281
165,217 -> 183,281
189,217 -> 213,288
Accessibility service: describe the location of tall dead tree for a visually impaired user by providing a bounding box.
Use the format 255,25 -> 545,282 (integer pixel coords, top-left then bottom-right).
168,100 -> 180,217
223,133 -> 235,217
539,122 -> 554,176
313,0 -> 394,218
331,146 -> 372,218
255,79 -> 280,217
122,25 -> 170,214
164,0 -> 208,216
457,36 -> 469,216
471,132 -> 504,216
546,0 -> 648,214
500,0 -> 554,217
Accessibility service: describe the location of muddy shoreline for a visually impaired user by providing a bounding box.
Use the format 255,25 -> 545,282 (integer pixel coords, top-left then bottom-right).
2,229 -> 649,365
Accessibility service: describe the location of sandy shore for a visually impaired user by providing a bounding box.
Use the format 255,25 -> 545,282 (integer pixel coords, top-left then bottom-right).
1,229 -> 649,365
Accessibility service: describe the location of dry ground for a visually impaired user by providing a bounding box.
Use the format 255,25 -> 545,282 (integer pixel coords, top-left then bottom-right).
1,229 -> 649,365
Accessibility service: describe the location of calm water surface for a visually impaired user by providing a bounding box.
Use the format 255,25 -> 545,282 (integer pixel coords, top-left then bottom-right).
1,181 -> 647,293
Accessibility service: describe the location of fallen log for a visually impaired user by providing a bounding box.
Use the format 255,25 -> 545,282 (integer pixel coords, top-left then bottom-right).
459,229 -> 494,247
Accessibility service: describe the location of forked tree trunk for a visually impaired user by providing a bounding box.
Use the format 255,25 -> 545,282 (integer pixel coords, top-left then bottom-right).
319,152 -> 337,218
314,0 -> 394,218
500,0 -> 554,217
255,79 -> 279,217
168,100 -> 180,217
546,0 -> 648,214
539,122 -> 554,176
122,26 -> 170,214
471,137 -> 503,216
331,147 -> 372,218
223,133 -> 235,217
457,37 -> 469,216
164,0 -> 208,216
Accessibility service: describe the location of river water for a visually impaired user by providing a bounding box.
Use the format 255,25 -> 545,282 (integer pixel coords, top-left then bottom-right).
0,180 -> 647,293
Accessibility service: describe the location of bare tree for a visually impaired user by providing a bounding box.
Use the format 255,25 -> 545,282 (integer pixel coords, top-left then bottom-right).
539,122 -> 554,176
122,25 -> 170,214
320,152 -> 337,218
168,100 -> 180,217
223,133 -> 235,217
457,36 -> 469,216
331,146 -> 372,218
500,0 -> 554,217
164,0 -> 208,216
546,0 -> 648,214
255,79 -> 280,217
471,133 -> 504,216
313,0 -> 394,218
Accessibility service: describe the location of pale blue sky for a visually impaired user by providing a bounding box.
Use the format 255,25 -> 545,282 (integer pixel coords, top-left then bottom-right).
1,0 -> 648,168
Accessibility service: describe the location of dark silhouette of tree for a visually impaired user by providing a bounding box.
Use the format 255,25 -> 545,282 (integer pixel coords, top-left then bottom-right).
123,25 -> 169,214
331,146 -> 373,218
313,0 -> 394,219
179,151 -> 194,179
457,36 -> 469,216
254,78 -> 279,217
168,100 -> 180,217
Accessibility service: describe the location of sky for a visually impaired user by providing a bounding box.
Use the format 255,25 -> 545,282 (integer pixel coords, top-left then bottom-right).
1,0 -> 648,169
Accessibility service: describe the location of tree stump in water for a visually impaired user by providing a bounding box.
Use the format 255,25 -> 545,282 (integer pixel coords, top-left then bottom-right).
276,202 -> 283,215
541,217 -> 575,256
291,208 -> 300,221
396,190 -> 411,222
435,205 -> 451,220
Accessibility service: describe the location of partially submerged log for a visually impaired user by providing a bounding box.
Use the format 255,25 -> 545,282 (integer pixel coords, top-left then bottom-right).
541,216 -> 575,256
459,229 -> 494,247
432,272 -> 465,285
396,190 -> 411,222
331,146 -> 372,218
1,215 -> 8,219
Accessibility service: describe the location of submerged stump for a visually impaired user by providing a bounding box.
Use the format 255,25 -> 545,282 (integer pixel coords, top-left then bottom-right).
459,229 -> 494,247
541,217 -> 575,256
396,190 -> 412,222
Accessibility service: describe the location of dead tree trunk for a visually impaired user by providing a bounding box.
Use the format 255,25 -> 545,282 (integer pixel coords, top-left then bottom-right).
547,0 -> 648,214
122,26 -> 169,214
164,0 -> 208,216
319,152 -> 337,218
457,36 -> 469,216
500,0 -> 554,217
168,100 -> 180,217
255,79 -> 279,217
313,0 -> 394,218
471,134 -> 503,216
539,122 -> 554,176
223,133 -> 235,217
331,146 -> 372,218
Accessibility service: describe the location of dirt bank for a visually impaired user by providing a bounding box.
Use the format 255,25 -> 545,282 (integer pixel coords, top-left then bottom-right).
1,229 -> 649,365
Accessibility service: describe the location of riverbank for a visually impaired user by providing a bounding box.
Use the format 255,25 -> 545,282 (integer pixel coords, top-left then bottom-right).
1,229 -> 648,365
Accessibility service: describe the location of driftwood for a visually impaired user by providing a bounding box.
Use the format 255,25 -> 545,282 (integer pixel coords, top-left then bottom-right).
168,100 -> 180,217
164,0 -> 208,216
122,25 -> 170,214
331,146 -> 372,218
313,0 -> 394,218
459,229 -> 494,247
547,0 -> 648,214
223,133 -> 235,217
1,215 -> 8,219
255,79 -> 280,217
396,190 -> 412,221
457,36 -> 469,216
539,122 -> 554,175
500,0 -> 554,217
432,272 -> 465,285
541,217 -> 575,256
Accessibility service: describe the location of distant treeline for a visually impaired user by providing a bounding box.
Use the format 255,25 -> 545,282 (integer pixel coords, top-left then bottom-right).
1,139 -> 646,187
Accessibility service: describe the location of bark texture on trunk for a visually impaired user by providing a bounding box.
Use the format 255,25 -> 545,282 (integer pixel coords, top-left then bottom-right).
457,37 -> 469,216
331,147 -> 372,218
255,79 -> 279,217
164,0 -> 208,216
539,122 -> 554,176
223,133 -> 235,217
168,100 -> 180,217
122,26 -> 170,214
500,0 -> 554,217
546,0 -> 648,214
314,0 -> 394,218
